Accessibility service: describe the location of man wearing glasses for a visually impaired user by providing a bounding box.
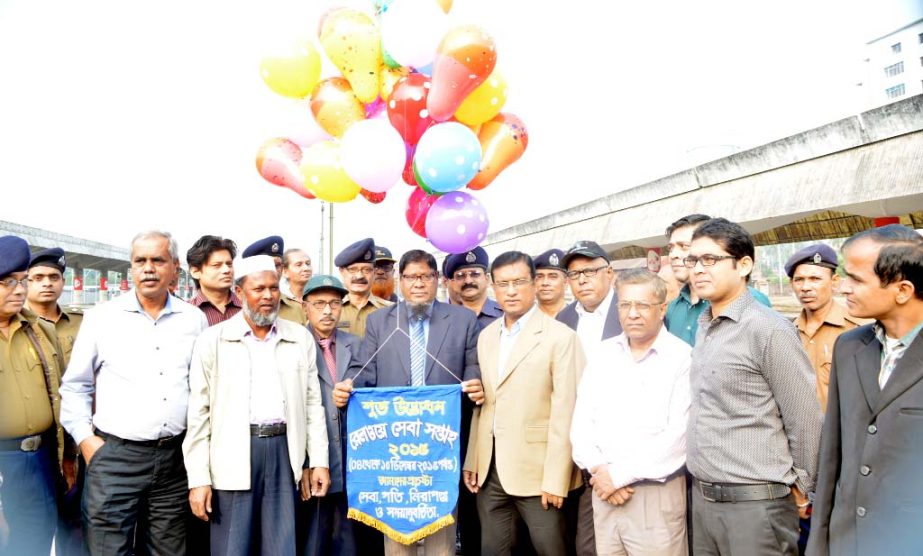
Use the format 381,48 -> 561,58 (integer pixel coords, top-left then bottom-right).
337,238 -> 393,339
333,249 -> 484,556
0,235 -> 68,556
684,218 -> 821,556
444,247 -> 503,330
557,240 -> 623,556
571,269 -> 691,555
463,251 -> 583,555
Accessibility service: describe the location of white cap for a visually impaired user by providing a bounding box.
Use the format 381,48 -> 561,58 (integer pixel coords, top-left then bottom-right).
235,255 -> 277,280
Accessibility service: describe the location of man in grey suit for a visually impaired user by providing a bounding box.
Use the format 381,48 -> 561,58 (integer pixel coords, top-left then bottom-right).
333,249 -> 483,556
302,275 -> 363,556
809,225 -> 923,555
556,240 -> 623,556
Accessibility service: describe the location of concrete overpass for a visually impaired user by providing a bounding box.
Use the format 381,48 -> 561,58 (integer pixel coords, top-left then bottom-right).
479,94 -> 923,259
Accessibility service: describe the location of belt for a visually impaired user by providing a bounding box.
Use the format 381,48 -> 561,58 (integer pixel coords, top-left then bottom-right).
694,478 -> 790,503
631,467 -> 686,488
95,429 -> 184,448
0,429 -> 52,452
250,423 -> 287,437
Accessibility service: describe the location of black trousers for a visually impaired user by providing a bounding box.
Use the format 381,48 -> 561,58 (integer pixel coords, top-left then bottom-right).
82,432 -> 188,556
477,462 -> 567,556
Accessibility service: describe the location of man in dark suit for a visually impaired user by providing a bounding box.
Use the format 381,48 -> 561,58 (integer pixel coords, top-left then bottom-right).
809,225 -> 923,555
556,240 -> 623,556
301,275 -> 364,556
333,249 -> 483,556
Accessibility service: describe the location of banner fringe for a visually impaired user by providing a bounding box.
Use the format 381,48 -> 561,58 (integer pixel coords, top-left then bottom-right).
347,508 -> 455,545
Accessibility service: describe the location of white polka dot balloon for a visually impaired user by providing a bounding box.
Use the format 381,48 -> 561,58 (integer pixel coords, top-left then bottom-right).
412,122 -> 482,194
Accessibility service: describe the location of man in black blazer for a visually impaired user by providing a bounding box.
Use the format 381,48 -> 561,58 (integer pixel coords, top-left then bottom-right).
334,249 -> 483,556
809,225 -> 923,555
556,240 -> 622,556
302,275 -> 365,556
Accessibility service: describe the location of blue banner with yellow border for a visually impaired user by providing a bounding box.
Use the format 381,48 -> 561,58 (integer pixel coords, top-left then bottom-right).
346,384 -> 461,545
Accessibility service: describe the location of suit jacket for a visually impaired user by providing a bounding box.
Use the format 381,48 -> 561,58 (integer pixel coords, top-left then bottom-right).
808,324 -> 923,555
464,310 -> 584,497
309,328 -> 362,494
556,290 -> 622,342
355,300 -> 480,387
184,313 -> 328,491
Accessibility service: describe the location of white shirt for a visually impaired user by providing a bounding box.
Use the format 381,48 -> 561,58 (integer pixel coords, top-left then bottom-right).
242,325 -> 287,424
575,288 -> 615,363
497,305 -> 538,383
60,292 -> 208,445
571,325 -> 691,489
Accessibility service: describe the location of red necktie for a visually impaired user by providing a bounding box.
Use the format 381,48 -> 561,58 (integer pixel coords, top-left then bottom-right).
318,336 -> 337,382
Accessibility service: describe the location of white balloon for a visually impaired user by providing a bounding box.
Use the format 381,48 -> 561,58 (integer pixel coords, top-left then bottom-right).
340,119 -> 406,193
381,0 -> 448,69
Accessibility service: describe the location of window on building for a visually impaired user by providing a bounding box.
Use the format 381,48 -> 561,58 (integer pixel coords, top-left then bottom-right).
891,42 -> 902,53
886,83 -> 905,99
884,62 -> 904,77
919,32 -> 923,44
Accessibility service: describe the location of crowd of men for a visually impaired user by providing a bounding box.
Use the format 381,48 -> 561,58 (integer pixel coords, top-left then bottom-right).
1,213 -> 922,556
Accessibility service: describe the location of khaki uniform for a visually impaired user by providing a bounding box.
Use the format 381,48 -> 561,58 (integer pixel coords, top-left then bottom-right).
795,301 -> 866,412
279,294 -> 307,326
0,309 -> 67,465
44,306 -> 83,366
338,294 -> 392,339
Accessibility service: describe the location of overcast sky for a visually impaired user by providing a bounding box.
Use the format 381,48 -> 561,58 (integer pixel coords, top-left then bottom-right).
0,0 -> 919,272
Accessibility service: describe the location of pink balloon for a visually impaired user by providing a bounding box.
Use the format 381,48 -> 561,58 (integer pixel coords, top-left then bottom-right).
256,138 -> 315,199
424,191 -> 489,252
405,186 -> 439,238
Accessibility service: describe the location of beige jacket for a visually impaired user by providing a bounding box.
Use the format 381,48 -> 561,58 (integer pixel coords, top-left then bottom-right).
183,313 -> 328,490
464,309 -> 584,497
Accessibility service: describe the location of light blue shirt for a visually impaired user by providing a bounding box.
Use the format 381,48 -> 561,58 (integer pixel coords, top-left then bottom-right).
497,305 -> 538,383
60,291 -> 208,445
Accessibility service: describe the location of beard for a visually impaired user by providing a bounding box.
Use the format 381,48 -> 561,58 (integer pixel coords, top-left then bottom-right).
371,279 -> 395,300
407,301 -> 432,320
243,301 -> 279,328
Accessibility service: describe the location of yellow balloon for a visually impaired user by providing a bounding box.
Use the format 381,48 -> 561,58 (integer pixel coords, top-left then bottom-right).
380,65 -> 410,102
435,0 -> 453,13
320,9 -> 382,104
300,141 -> 361,203
454,70 -> 508,126
259,40 -> 322,99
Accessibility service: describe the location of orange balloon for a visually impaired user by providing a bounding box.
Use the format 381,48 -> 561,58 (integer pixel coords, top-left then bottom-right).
435,0 -> 452,13
380,65 -> 410,102
310,77 -> 366,138
427,25 -> 497,122
467,113 -> 528,191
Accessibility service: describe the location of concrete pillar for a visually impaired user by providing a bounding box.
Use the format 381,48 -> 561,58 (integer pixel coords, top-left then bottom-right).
72,268 -> 84,306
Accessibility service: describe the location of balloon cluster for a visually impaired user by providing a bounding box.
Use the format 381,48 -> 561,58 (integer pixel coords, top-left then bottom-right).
254,0 -> 528,253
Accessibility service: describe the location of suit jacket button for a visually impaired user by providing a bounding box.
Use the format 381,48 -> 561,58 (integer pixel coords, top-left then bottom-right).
856,506 -> 867,517
859,465 -> 870,476
867,424 -> 877,434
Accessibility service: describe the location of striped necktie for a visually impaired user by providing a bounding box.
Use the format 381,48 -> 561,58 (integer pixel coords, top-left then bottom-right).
317,336 -> 337,383
410,317 -> 426,386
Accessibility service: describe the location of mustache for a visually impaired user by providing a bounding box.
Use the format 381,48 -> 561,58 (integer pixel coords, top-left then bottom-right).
351,278 -> 369,285
461,283 -> 478,290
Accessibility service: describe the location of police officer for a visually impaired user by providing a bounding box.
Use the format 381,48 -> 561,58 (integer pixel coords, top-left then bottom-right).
534,248 -> 568,318
371,246 -> 398,303
26,248 -> 83,366
336,238 -> 392,339
444,247 -> 503,330
242,235 -> 306,325
0,235 -> 68,556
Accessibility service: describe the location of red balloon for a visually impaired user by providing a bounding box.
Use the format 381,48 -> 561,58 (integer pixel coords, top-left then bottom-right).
403,143 -> 417,185
360,188 -> 387,204
405,186 -> 439,238
387,73 -> 436,146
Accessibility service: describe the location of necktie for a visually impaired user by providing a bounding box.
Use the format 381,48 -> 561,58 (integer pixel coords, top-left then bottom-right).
318,337 -> 337,383
410,317 -> 426,386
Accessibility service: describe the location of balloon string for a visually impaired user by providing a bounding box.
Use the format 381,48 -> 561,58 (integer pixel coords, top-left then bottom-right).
345,299 -> 463,384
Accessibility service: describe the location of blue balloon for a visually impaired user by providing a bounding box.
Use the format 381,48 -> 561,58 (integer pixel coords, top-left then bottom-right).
413,122 -> 482,193
413,63 -> 433,77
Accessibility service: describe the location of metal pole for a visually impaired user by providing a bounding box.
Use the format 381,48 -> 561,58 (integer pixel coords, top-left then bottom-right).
318,201 -> 325,274
328,203 -> 335,274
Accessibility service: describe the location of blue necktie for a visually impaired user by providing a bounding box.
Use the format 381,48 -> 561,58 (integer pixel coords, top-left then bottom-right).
410,317 -> 426,386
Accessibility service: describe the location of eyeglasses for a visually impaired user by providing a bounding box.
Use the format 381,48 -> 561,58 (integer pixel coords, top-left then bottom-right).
307,299 -> 343,310
617,300 -> 662,313
401,273 -> 437,284
374,264 -> 394,273
453,270 -> 484,281
346,266 -> 373,276
682,254 -> 737,268
494,278 -> 532,290
0,277 -> 30,290
565,265 -> 609,280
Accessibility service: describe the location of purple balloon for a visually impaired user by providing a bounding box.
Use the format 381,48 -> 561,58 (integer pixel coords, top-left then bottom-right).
424,191 -> 489,253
